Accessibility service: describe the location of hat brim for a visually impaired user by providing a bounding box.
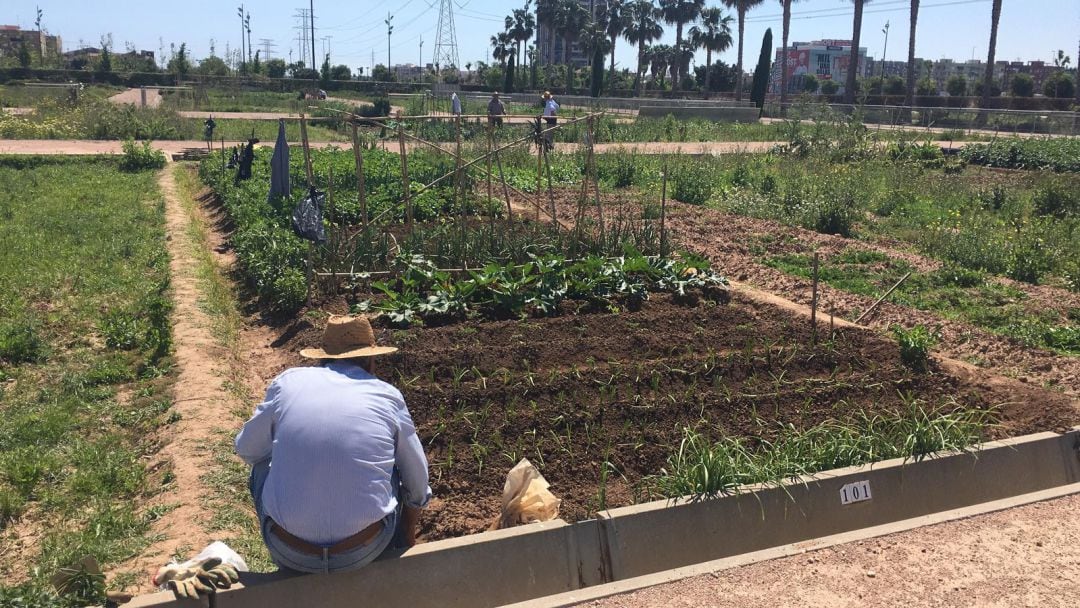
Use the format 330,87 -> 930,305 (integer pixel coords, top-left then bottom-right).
299,345 -> 399,359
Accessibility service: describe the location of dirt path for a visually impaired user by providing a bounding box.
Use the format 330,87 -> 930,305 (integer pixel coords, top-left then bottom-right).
108,87 -> 161,108
113,167 -> 244,591
579,491 -> 1080,608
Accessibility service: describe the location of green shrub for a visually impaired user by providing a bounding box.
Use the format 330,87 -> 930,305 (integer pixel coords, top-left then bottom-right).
119,139 -> 166,172
809,199 -> 855,237
671,167 -> 713,206
1006,235 -> 1051,285
271,268 -> 308,315
0,321 -> 46,364
892,324 -> 938,372
1032,181 -> 1078,219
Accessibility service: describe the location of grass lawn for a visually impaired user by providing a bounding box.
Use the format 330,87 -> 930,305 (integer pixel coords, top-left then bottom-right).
0,157 -> 175,604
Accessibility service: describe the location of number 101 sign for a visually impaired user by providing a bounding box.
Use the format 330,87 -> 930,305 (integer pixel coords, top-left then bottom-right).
839,480 -> 872,505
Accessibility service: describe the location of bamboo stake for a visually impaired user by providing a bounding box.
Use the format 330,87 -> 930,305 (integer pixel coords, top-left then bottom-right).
350,121 -> 370,265
854,271 -> 912,325
535,139 -> 543,222
543,146 -> 558,232
454,116 -> 466,263
485,123 -> 494,210
811,252 -> 820,345
299,114 -> 316,304
587,116 -> 605,246
397,117 -> 413,232
299,113 -> 315,187
660,164 -> 668,258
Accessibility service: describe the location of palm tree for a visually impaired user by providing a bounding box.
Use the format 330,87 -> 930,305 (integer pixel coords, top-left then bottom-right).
648,43 -> 674,88
659,0 -> 704,90
980,0 -> 1002,112
492,31 -> 512,73
690,7 -> 733,97
511,2 -> 536,73
721,0 -> 765,100
623,0 -> 664,96
583,17 -> 613,95
536,0 -> 559,67
778,0 -> 799,108
904,0 -> 919,108
844,0 -> 869,104
555,0 -> 590,91
604,0 -> 628,95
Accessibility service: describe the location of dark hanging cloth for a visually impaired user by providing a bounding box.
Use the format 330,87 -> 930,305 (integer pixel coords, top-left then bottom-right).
234,138 -> 258,184
267,120 -> 291,203
227,146 -> 240,169
291,187 -> 326,243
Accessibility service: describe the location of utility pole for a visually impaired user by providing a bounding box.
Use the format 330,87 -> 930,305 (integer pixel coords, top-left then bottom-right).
385,13 -> 394,74
419,36 -> 424,83
879,20 -> 890,79
237,4 -> 245,72
310,0 -> 317,85
245,11 -> 252,64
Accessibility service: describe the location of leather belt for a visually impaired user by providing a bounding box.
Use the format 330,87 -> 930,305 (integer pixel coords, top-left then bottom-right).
268,518 -> 384,556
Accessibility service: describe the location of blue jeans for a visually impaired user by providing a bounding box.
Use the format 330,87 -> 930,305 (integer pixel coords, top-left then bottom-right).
248,459 -> 402,574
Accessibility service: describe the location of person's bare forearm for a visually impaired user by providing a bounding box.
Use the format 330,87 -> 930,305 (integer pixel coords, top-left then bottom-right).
402,505 -> 422,546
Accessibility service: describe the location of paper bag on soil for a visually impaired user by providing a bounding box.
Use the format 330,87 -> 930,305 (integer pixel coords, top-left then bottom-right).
491,458 -> 561,530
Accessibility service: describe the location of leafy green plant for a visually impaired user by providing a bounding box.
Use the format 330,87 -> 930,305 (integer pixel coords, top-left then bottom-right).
119,139 -> 165,172
892,324 -> 938,372
0,321 -> 47,364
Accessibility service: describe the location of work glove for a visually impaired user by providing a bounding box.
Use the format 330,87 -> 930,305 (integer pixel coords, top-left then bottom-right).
168,575 -> 215,600
154,556 -> 223,600
200,562 -> 240,589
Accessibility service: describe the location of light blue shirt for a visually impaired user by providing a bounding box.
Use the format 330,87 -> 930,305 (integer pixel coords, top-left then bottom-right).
451,94 -> 461,114
543,98 -> 559,117
235,361 -> 431,545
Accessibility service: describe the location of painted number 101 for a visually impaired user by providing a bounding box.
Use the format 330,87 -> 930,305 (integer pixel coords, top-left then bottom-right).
840,480 -> 872,505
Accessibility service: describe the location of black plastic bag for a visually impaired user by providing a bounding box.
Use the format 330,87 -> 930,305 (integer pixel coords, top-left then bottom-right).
291,187 -> 326,243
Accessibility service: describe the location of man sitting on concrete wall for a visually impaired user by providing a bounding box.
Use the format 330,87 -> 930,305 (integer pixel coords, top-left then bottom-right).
236,316 -> 431,574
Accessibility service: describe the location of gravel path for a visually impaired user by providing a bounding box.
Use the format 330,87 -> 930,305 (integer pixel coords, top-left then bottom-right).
577,492 -> 1080,608
108,87 -> 162,108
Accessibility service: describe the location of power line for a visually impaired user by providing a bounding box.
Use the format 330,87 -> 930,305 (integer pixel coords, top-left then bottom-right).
745,0 -> 990,23
433,0 -> 461,70
258,38 -> 277,60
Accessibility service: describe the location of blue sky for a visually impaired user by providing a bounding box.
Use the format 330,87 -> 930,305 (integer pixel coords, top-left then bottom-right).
5,0 -> 1078,74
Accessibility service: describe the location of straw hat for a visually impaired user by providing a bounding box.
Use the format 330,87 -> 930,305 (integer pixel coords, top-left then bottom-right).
299,315 -> 398,359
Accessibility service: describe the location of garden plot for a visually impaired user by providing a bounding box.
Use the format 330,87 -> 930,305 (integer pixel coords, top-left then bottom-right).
198,125 -> 1078,546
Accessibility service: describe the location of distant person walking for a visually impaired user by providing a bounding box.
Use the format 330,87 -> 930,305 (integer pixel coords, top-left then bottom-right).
487,91 -> 506,127
540,91 -> 559,148
451,92 -> 462,117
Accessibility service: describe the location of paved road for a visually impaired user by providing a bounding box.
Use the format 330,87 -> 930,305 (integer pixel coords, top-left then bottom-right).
576,491 -> 1080,608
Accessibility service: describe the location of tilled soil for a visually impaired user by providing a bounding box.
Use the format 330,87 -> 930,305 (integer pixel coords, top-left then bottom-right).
262,290 -> 1077,541
549,193 -> 1080,399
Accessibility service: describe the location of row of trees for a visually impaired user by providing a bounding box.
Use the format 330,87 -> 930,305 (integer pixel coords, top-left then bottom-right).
486,0 -> 1079,107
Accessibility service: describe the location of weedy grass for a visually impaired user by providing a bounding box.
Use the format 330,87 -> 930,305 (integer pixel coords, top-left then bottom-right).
0,158 -> 174,603
656,397 -> 991,500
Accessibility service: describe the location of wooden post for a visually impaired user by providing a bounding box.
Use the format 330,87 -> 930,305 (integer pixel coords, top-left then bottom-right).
299,113 -> 315,187
543,147 -> 558,233
397,117 -> 413,232
493,136 -> 513,227
350,121 -> 370,263
587,116 -> 605,246
660,164 -> 668,258
535,139 -> 543,222
486,123 -> 494,207
811,252 -> 820,345
454,116 -> 466,263
854,271 -> 912,325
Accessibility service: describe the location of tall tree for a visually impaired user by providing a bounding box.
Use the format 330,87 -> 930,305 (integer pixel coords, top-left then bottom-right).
750,27 -> 772,108
721,0 -> 765,100
778,0 -> 801,108
659,0 -> 705,90
583,17 -> 612,96
604,0 -> 628,95
508,2 -> 536,85
689,8 -> 733,98
536,0 -> 559,66
904,0 -> 920,108
979,0 -> 1002,112
558,1 -> 589,90
623,0 -> 664,97
844,0 -> 868,104
648,43 -> 673,87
